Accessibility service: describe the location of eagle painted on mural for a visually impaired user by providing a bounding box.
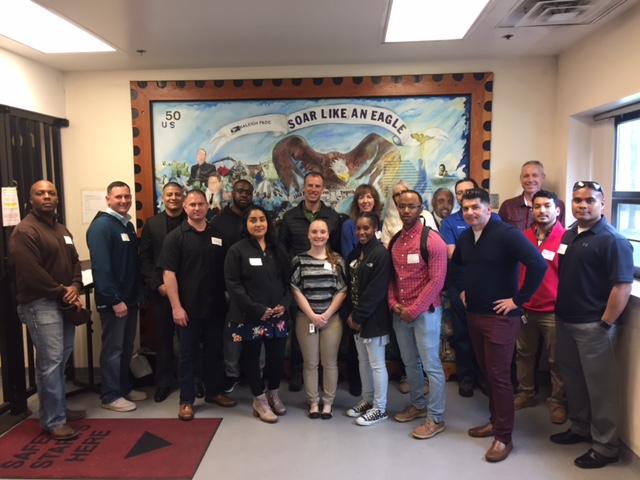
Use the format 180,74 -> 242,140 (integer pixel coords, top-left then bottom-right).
271,133 -> 400,194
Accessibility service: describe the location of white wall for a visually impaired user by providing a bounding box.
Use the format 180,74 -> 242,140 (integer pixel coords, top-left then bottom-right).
0,48 -> 66,117
556,1 -> 640,457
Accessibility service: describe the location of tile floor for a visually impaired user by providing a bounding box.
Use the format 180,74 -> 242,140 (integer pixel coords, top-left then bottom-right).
11,379 -> 640,480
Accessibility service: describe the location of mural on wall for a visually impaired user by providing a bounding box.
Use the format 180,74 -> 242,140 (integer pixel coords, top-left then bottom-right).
151,96 -> 470,219
130,74 -> 493,231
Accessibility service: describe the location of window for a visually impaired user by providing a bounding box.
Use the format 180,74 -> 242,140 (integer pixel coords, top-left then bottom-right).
612,109 -> 640,276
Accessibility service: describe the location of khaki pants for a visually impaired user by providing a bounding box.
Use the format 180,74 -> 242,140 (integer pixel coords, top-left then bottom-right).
296,312 -> 343,406
516,309 -> 566,407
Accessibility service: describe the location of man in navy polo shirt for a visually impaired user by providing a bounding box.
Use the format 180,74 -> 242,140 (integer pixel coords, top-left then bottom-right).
551,181 -> 634,469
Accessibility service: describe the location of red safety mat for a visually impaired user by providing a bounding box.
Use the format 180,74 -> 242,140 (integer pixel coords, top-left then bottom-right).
0,418 -> 222,479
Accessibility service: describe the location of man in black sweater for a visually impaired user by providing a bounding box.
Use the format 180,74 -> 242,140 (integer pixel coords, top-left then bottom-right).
452,188 -> 546,463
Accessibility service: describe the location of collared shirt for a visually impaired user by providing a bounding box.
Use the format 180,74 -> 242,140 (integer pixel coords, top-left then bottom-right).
498,193 -> 566,230
556,216 -> 634,322
106,207 -> 132,226
158,220 -> 224,319
520,221 -> 566,312
388,221 -> 448,318
302,202 -> 320,223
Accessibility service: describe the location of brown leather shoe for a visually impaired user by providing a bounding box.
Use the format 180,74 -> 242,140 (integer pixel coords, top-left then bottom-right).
468,422 -> 495,438
66,409 -> 87,422
205,394 -> 237,408
486,440 -> 513,462
178,403 -> 194,421
48,424 -> 79,440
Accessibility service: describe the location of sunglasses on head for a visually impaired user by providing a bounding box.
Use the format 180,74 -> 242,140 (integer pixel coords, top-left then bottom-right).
573,181 -> 603,193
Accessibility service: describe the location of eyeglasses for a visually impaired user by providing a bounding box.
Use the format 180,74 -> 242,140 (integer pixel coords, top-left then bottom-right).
397,204 -> 420,211
573,181 -> 603,193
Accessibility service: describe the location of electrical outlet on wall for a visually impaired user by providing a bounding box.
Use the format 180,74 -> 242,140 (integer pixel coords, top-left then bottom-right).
490,194 -> 499,209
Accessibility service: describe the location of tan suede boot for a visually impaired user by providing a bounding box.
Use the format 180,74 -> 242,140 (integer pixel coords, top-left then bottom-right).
266,389 -> 286,415
253,394 -> 278,423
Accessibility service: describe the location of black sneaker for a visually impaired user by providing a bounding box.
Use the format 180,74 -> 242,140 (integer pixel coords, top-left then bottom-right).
224,376 -> 239,394
459,380 -> 474,398
288,371 -> 303,392
356,408 -> 388,426
346,400 -> 373,418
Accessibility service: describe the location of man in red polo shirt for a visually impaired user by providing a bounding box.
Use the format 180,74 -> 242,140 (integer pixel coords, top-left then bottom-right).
514,190 -> 567,424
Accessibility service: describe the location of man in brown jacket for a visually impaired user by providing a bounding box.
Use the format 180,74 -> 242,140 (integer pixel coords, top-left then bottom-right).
9,180 -> 85,440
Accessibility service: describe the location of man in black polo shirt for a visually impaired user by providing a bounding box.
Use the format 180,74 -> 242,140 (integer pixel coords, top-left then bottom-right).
278,172 -> 342,391
158,189 -> 236,421
551,181 -> 634,469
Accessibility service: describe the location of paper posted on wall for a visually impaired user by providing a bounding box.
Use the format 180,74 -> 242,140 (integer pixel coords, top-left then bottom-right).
2,187 -> 20,226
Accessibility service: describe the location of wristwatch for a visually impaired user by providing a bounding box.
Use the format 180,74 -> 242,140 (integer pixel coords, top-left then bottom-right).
598,320 -> 612,331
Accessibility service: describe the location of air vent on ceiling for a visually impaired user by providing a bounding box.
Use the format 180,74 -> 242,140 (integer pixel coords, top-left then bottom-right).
498,0 -> 629,27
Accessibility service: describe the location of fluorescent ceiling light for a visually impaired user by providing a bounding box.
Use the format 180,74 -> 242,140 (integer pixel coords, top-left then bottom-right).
0,0 -> 114,53
385,0 -> 491,42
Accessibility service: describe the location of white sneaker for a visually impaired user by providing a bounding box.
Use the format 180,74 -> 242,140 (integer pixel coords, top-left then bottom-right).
102,397 -> 136,412
125,390 -> 148,402
356,408 -> 388,426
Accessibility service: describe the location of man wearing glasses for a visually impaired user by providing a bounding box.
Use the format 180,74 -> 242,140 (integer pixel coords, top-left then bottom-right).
551,181 -> 634,469
389,190 -> 449,440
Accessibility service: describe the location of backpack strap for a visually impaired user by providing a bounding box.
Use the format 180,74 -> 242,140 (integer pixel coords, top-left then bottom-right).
420,225 -> 431,264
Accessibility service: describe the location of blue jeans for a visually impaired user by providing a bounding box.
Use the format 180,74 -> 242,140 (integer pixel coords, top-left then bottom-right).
354,335 -> 388,412
98,305 -> 139,404
18,298 -> 75,430
393,307 -> 446,423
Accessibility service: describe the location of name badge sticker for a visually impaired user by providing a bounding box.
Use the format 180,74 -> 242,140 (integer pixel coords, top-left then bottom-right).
407,253 -> 420,264
63,236 -> 73,245
121,233 -> 130,242
212,237 -> 222,246
249,258 -> 263,266
541,249 -> 555,261
557,244 -> 567,255
324,262 -> 332,271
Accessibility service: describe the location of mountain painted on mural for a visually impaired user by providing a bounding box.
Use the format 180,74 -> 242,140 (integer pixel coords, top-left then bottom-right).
271,133 -> 400,193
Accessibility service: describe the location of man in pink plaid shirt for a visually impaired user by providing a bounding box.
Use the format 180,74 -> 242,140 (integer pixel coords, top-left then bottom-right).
388,190 -> 448,440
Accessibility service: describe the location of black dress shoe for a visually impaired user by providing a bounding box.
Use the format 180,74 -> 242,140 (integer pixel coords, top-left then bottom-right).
194,382 -> 205,398
458,380 -> 474,398
550,429 -> 592,445
574,449 -> 619,469
154,386 -> 172,403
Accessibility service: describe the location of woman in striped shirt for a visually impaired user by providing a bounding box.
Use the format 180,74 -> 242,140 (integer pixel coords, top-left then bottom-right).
291,219 -> 347,420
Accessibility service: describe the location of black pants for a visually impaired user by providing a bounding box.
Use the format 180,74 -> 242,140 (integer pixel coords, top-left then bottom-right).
243,336 -> 287,397
152,292 -> 176,388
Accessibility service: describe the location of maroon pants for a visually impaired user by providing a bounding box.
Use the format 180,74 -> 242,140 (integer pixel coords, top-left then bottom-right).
467,312 -> 520,444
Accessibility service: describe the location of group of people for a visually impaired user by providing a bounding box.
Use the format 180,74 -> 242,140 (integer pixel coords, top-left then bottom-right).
9,158 -> 634,470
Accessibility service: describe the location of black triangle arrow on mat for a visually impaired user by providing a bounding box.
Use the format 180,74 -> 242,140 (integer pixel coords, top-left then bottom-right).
125,431 -> 173,459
